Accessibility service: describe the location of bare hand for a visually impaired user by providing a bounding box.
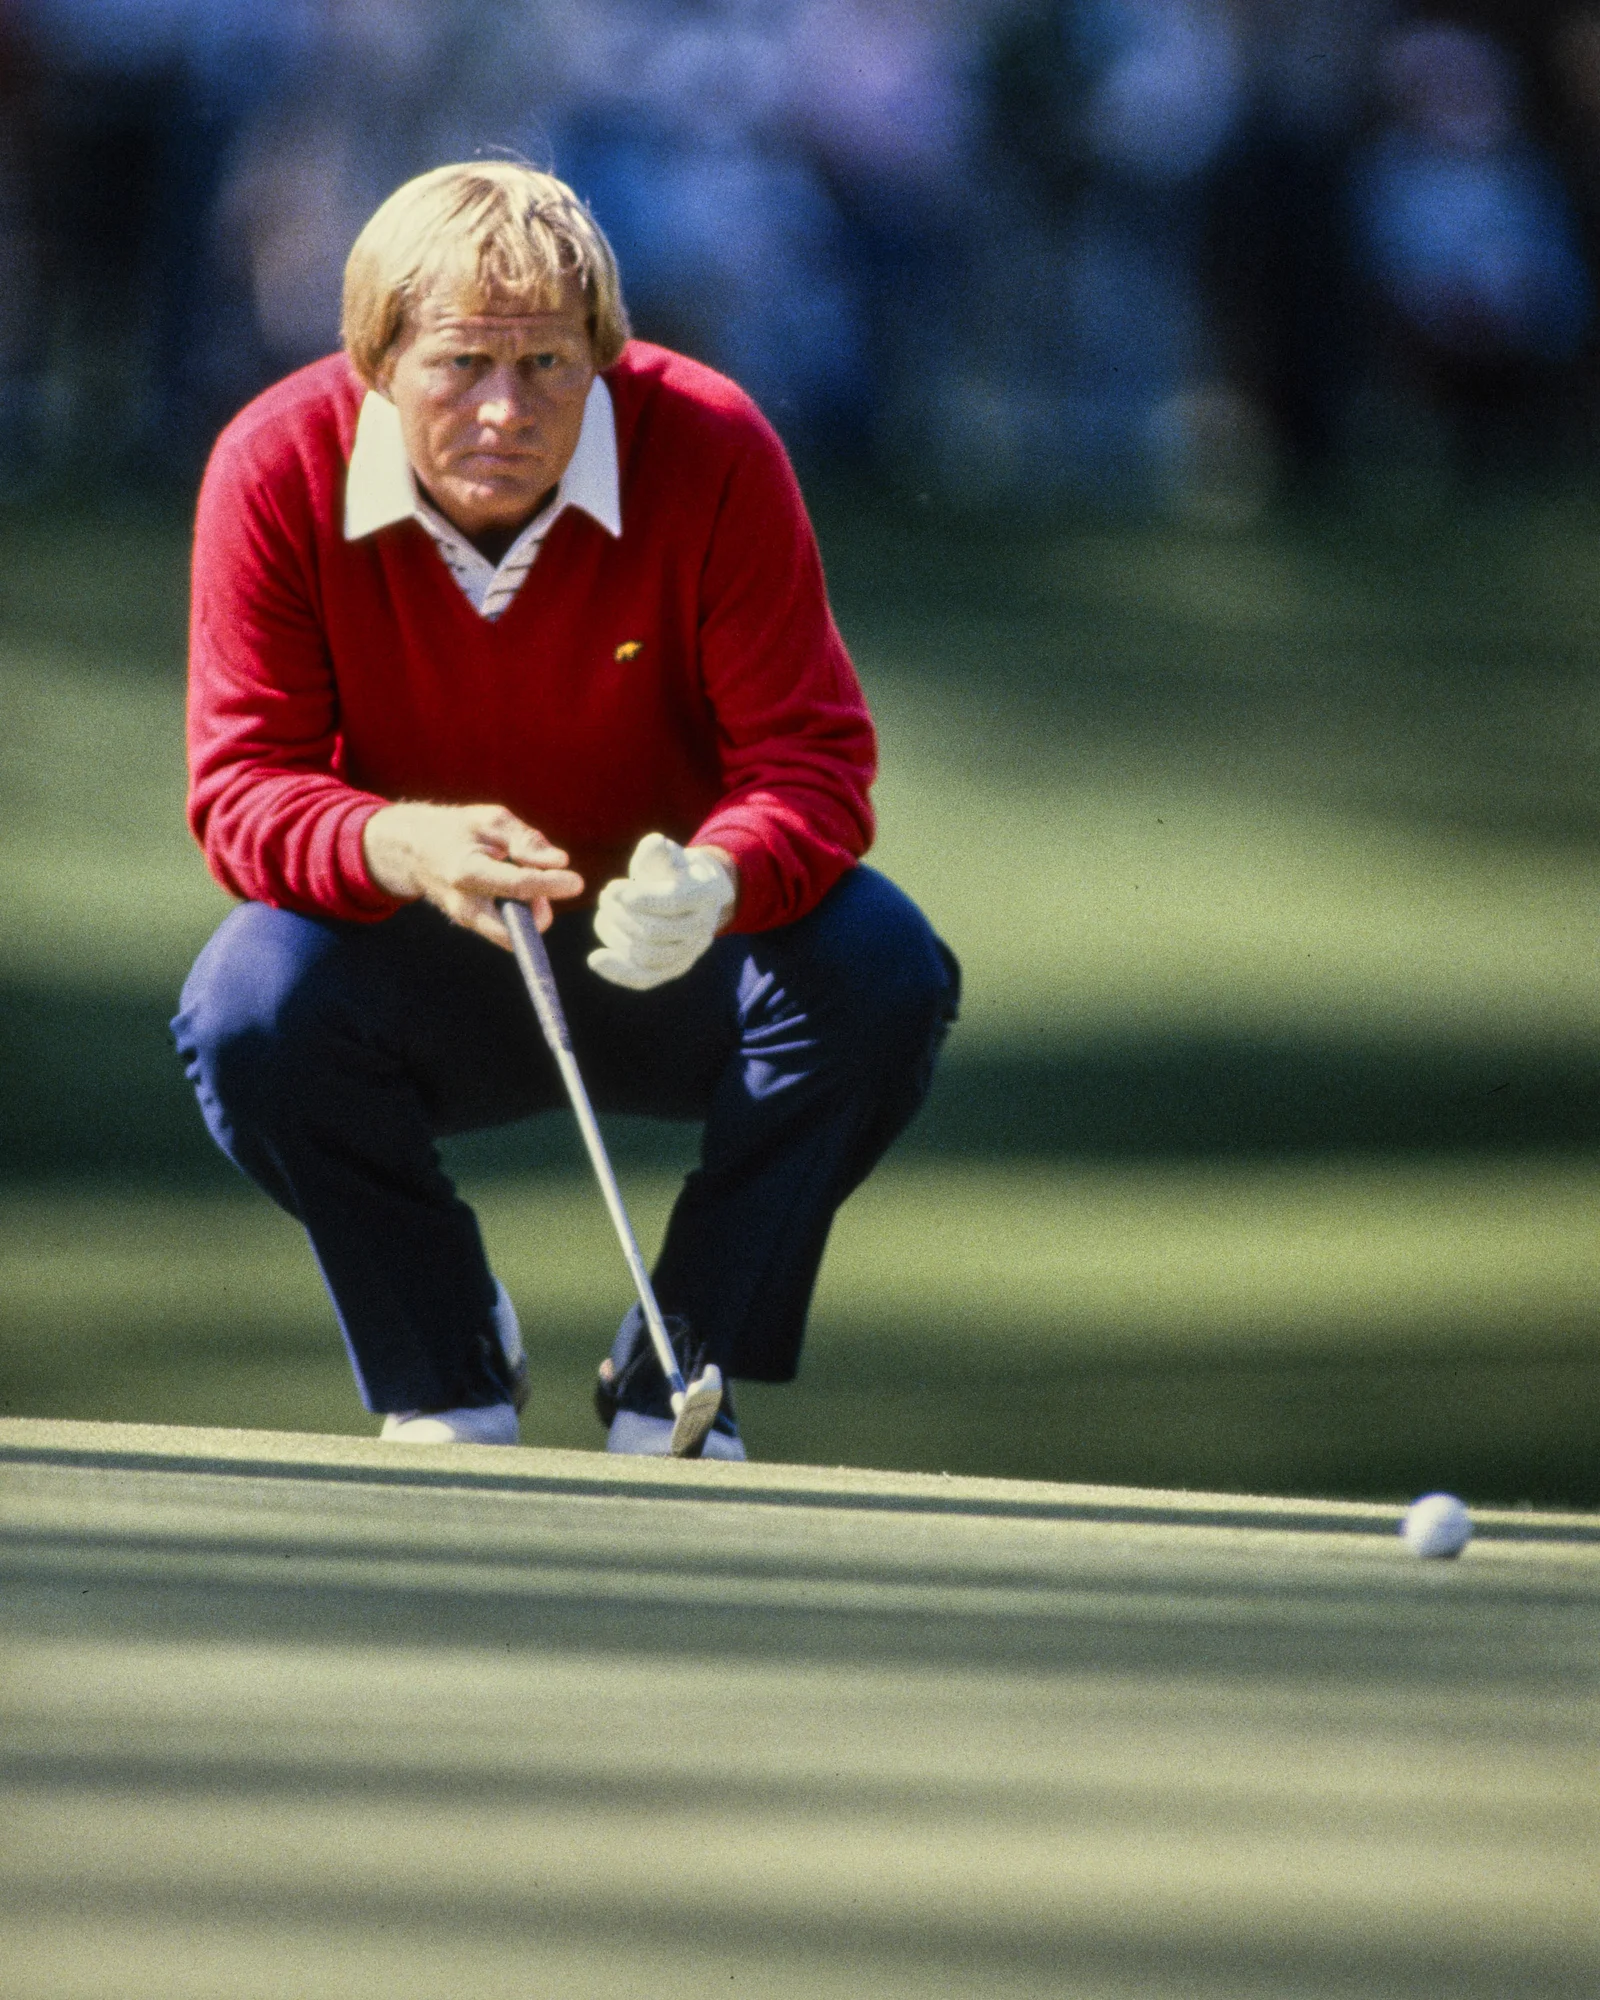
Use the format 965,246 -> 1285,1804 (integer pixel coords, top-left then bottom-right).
362,802 -> 584,948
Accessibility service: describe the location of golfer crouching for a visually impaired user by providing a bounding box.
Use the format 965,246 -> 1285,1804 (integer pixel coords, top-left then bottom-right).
173,163 -> 959,1458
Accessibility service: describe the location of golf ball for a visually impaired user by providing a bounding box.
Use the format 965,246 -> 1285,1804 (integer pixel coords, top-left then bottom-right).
1400,1492 -> 1472,1559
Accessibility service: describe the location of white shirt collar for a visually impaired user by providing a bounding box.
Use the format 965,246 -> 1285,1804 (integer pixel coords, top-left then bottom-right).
343,374 -> 622,543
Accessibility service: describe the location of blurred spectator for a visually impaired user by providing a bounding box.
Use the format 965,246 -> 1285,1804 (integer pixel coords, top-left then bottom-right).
11,0 -> 313,482
548,0 -> 872,458
0,1 -> 42,487
1550,6 -> 1600,439
1209,0 -> 1393,486
217,0 -> 561,386
1350,20 -> 1593,471
780,0 -> 985,450
973,0 -> 1246,503
1552,11 -> 1600,220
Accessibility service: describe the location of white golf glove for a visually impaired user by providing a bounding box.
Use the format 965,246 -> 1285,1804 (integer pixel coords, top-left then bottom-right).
588,833 -> 737,991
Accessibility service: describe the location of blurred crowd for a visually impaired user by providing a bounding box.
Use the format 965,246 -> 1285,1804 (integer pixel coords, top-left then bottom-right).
4,0 -> 1600,506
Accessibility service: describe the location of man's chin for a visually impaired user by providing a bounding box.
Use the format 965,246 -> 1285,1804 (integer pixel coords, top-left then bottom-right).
434,475 -> 550,536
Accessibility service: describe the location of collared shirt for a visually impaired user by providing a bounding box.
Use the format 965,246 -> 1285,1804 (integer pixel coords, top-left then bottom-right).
342,376 -> 622,620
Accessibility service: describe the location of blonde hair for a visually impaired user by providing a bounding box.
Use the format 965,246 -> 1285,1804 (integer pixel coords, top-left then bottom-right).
341,162 -> 630,385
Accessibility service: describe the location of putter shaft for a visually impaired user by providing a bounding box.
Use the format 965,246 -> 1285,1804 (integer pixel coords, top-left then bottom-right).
498,900 -> 689,1405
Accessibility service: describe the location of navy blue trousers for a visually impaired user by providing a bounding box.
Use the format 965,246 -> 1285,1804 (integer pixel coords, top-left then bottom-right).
173,867 -> 958,1415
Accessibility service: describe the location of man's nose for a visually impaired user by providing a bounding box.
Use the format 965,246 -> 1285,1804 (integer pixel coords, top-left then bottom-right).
476,366 -> 536,427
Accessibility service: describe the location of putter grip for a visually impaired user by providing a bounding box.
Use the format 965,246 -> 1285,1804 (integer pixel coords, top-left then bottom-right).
498,900 -> 573,1052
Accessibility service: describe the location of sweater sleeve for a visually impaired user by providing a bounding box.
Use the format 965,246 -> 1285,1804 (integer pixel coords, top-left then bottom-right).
689,419 -> 876,932
186,424 -> 402,921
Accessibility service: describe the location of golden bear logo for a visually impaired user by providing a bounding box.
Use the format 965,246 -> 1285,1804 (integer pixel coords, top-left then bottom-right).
614,640 -> 644,663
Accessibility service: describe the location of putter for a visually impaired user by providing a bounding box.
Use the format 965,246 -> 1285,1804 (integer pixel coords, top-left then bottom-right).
498,898 -> 724,1457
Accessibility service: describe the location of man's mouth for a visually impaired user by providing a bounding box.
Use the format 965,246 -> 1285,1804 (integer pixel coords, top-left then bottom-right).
454,455 -> 542,483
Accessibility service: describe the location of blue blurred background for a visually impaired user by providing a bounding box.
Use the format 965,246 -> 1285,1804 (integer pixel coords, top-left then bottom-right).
6,0 -> 1600,504
3,0 -> 1599,1502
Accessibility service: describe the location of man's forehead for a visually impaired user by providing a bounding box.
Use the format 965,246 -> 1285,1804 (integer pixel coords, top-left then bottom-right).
419,307 -> 585,338
413,278 -> 587,340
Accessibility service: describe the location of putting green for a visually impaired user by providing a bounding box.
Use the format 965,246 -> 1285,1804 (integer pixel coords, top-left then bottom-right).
2,1419 -> 1595,2000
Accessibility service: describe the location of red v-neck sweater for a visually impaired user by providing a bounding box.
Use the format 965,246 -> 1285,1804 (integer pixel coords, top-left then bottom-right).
187,342 -> 877,932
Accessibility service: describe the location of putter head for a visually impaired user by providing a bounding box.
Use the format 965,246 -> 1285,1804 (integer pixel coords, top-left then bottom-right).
668,1364 -> 724,1458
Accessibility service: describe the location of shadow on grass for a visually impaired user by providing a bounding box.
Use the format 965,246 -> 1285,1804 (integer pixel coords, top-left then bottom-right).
5,983 -> 1598,1184
4,1300 -> 1594,1508
745,1335 -> 1600,1510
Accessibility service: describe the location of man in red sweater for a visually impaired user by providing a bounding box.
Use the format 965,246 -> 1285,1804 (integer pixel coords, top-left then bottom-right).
174,162 -> 957,1457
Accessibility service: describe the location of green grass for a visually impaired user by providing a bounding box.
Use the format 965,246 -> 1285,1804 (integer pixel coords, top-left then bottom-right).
3,1162 -> 1595,1503
3,488 -> 1600,1500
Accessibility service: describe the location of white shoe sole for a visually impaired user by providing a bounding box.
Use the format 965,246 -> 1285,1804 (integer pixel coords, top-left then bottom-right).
607,1409 -> 747,1461
380,1403 -> 520,1445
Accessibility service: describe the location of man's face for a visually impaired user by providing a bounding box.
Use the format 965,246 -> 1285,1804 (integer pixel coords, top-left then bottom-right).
380,275 -> 597,542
